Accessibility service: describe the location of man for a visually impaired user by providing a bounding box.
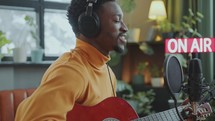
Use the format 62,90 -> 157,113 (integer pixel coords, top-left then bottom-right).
15,0 -> 128,120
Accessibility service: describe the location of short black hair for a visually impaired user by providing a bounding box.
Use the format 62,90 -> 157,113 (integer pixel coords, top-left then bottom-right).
67,0 -> 115,36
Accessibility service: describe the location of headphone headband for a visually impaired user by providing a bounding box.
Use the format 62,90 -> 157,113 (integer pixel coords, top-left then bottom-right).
86,0 -> 97,15
86,3 -> 93,15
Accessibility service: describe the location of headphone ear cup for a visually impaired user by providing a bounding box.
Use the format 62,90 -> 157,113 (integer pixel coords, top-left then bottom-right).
78,12 -> 100,38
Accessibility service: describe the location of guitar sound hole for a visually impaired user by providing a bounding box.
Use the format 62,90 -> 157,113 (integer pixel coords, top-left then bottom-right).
103,118 -> 120,121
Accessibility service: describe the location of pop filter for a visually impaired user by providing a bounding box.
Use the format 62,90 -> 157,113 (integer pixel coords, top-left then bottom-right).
164,55 -> 183,95
164,55 -> 185,120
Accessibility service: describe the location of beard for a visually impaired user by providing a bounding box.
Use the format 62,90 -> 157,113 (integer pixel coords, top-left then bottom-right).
113,35 -> 127,54
113,44 -> 125,54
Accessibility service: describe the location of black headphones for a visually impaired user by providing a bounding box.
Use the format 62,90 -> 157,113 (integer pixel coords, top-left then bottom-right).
78,0 -> 100,38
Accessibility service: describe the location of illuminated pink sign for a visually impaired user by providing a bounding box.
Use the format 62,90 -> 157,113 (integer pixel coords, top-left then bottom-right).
165,38 -> 215,53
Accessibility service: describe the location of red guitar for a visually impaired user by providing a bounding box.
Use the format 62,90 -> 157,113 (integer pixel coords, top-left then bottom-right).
66,97 -> 212,121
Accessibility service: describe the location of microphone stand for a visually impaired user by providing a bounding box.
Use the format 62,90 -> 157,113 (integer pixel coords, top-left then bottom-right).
191,53 -> 199,120
172,93 -> 185,121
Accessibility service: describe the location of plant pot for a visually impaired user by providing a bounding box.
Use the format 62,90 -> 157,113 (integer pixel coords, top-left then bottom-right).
0,49 -> 2,62
151,77 -> 164,87
31,49 -> 43,63
13,47 -> 27,63
127,28 -> 141,43
131,74 -> 144,86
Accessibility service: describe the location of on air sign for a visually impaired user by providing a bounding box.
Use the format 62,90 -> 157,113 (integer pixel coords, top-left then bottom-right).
165,38 -> 215,53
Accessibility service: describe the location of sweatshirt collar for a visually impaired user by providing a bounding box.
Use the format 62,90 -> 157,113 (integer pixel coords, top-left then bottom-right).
74,39 -> 110,68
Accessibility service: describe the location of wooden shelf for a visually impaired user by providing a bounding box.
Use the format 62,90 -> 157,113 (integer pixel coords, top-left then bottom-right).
122,42 -> 165,83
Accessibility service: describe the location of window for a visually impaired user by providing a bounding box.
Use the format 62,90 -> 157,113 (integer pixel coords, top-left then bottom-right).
0,6 -> 36,55
44,9 -> 75,56
0,0 -> 76,60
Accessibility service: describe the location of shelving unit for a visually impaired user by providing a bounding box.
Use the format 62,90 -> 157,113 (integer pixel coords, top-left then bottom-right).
119,41 -> 171,113
121,41 -> 165,84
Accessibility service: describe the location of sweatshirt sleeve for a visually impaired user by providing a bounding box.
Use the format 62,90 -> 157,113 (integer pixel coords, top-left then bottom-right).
15,64 -> 86,121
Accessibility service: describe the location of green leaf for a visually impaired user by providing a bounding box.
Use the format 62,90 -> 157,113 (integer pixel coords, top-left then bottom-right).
188,28 -> 194,33
197,12 -> 204,18
179,8 -> 203,38
183,16 -> 189,21
188,8 -> 194,16
119,0 -> 136,13
191,20 -> 196,25
0,31 -> 11,48
195,17 -> 202,22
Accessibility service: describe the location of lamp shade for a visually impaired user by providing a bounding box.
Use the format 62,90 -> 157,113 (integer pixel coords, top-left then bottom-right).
148,0 -> 167,20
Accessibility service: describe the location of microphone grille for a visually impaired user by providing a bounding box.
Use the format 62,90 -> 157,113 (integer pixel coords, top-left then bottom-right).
188,58 -> 202,77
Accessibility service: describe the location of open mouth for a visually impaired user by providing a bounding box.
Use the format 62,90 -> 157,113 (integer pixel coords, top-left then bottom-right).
118,34 -> 127,45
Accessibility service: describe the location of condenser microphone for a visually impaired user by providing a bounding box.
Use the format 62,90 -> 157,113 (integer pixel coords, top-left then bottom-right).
188,58 -> 203,116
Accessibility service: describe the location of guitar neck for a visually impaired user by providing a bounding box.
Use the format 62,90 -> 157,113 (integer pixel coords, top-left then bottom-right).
136,106 -> 183,121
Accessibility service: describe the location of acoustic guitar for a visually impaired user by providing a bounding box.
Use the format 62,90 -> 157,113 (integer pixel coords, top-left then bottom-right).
66,97 -> 212,121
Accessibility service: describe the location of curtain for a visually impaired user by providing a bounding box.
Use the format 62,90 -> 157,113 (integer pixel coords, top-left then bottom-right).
197,0 -> 214,82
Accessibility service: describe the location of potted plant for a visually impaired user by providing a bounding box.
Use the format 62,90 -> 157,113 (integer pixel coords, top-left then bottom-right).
159,19 -> 177,40
25,15 -> 43,63
131,61 -> 149,85
176,8 -> 204,38
12,27 -> 30,63
117,80 -> 155,116
139,42 -> 154,55
149,64 -> 164,87
168,8 -> 204,84
173,8 -> 204,80
0,30 -> 11,61
11,15 -> 39,63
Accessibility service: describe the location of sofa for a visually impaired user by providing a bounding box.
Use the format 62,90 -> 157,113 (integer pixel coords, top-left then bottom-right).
0,89 -> 35,121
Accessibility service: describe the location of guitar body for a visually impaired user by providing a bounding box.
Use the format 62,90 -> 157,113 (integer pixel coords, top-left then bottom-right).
66,97 -> 139,121
66,97 -> 211,121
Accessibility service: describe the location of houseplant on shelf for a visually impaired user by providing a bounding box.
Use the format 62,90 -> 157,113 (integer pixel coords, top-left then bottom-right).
159,19 -> 177,40
0,30 -> 11,61
149,64 -> 164,87
25,15 -> 43,63
131,61 -> 149,86
117,80 -> 155,116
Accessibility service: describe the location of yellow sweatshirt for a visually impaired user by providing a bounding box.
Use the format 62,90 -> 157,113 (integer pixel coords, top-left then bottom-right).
15,39 -> 117,121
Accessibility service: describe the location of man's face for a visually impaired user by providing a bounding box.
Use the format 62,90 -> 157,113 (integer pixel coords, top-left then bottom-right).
96,1 -> 128,54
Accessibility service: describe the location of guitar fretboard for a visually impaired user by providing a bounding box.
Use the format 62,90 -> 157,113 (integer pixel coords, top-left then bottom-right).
134,107 -> 183,121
